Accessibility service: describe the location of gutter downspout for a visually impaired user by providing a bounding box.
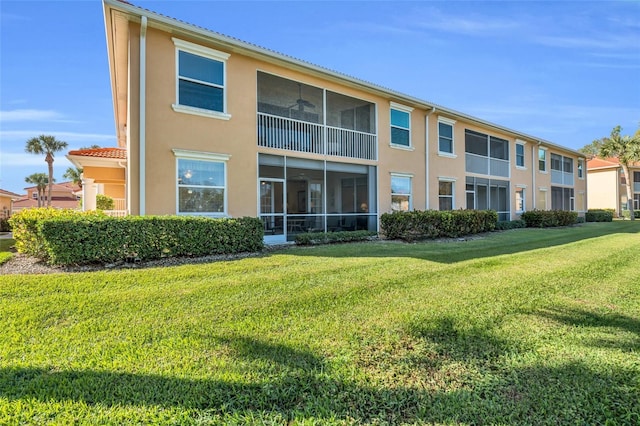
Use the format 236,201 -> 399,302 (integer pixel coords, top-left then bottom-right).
426,107 -> 436,209
139,15 -> 147,215
534,141 -> 540,210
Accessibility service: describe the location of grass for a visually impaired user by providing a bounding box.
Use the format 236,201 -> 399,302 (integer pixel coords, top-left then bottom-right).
0,238 -> 14,265
1,222 -> 639,425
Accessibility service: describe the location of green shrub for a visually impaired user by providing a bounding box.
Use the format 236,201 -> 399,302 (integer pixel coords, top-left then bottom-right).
0,218 -> 11,232
37,215 -> 264,265
494,220 -> 526,231
295,230 -> 376,245
585,209 -> 614,222
621,210 -> 640,219
521,210 -> 578,228
8,208 -> 107,258
96,194 -> 115,210
380,209 -> 497,242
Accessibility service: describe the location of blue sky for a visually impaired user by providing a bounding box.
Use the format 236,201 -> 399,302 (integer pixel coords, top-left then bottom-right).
1,0 -> 639,195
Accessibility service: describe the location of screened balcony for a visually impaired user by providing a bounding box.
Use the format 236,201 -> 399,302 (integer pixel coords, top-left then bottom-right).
257,72 -> 377,160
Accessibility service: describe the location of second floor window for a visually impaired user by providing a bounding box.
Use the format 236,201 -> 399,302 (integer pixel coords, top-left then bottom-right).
173,38 -> 230,118
539,148 -> 547,172
516,143 -> 525,167
390,106 -> 411,147
438,120 -> 454,154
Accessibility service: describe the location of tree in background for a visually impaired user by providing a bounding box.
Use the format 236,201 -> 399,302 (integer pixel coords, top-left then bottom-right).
595,126 -> 640,221
578,139 -> 604,158
25,135 -> 68,207
24,173 -> 50,208
63,167 -> 83,189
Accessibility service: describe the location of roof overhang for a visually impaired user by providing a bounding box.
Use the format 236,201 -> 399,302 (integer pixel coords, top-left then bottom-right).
66,154 -> 126,169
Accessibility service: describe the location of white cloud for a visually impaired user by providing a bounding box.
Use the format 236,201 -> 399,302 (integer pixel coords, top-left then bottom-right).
0,109 -> 64,122
0,130 -> 115,144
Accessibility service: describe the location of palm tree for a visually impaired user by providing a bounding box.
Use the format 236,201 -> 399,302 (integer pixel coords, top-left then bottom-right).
25,173 -> 50,208
63,167 -> 83,189
597,126 -> 640,220
25,135 -> 68,207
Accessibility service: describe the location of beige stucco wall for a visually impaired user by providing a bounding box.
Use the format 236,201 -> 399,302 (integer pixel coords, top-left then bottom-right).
117,19 -> 587,221
587,169 -> 618,210
0,195 -> 12,218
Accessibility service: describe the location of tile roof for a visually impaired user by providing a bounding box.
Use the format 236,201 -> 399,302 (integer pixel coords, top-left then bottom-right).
13,198 -> 80,210
0,189 -> 22,198
23,182 -> 81,192
67,147 -> 127,160
587,157 -> 640,170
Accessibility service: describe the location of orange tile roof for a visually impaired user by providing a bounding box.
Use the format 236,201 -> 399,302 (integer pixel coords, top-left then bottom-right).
67,147 -> 127,160
0,189 -> 22,198
13,198 -> 80,210
23,182 -> 81,192
587,157 -> 640,170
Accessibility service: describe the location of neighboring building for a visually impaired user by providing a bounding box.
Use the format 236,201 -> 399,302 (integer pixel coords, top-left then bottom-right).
0,189 -> 21,219
587,157 -> 640,216
75,0 -> 586,243
67,147 -> 127,216
12,182 -> 81,213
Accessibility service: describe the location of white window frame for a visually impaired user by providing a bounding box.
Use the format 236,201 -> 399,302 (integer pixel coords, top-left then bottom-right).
172,149 -> 231,216
391,173 -> 413,211
172,38 -> 231,120
390,102 -> 413,150
438,176 -> 457,211
437,117 -> 457,158
515,139 -> 526,170
538,147 -> 548,173
578,158 -> 585,179
538,186 -> 548,210
515,184 -> 526,213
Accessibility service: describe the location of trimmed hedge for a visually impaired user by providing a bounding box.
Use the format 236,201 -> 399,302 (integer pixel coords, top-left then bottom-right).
9,208 -> 108,259
380,210 -> 498,242
585,209 -> 614,222
494,220 -> 526,231
520,209 -> 578,228
295,230 -> 376,246
9,208 -> 264,265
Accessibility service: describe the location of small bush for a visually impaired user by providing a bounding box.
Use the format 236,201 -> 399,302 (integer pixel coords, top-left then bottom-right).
585,209 -> 613,222
521,210 -> 578,228
96,194 -> 115,210
295,230 -> 376,245
8,208 -> 107,259
0,218 -> 11,232
380,210 -> 497,242
621,210 -> 640,219
494,220 -> 526,231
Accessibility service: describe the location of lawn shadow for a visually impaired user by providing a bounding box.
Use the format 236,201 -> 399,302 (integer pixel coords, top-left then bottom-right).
282,222 -> 640,264
1,330 -> 638,423
537,306 -> 640,352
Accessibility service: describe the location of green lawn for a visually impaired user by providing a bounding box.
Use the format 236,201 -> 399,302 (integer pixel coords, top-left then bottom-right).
1,222 -> 639,425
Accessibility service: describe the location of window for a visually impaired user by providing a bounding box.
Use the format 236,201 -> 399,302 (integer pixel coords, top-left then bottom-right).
173,149 -> 230,215
539,148 -> 547,172
390,103 -> 412,147
172,38 -> 231,119
551,186 -> 574,211
439,180 -> 454,210
537,188 -> 547,210
516,142 -> 525,168
438,118 -> 455,155
550,153 -> 574,185
578,158 -> 585,179
515,187 -> 525,213
634,171 -> 640,183
391,174 -> 412,211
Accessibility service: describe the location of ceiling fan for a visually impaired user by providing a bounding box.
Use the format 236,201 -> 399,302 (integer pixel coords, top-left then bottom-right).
288,83 -> 315,112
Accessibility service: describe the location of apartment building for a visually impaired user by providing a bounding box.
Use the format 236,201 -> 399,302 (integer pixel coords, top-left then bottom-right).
71,0 -> 586,242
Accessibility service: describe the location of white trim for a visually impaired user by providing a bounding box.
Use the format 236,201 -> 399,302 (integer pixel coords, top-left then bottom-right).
438,176 -> 457,182
515,183 -> 527,188
139,15 -> 147,216
515,138 -> 527,145
172,148 -> 231,161
171,104 -> 232,120
438,116 -> 456,126
389,144 -> 415,151
390,172 -> 414,178
437,152 -> 457,159
172,38 -> 230,61
390,102 -> 414,113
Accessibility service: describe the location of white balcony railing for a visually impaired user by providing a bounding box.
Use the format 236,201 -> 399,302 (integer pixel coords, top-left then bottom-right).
104,198 -> 128,217
465,153 -> 509,177
258,113 -> 377,160
551,170 -> 574,186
